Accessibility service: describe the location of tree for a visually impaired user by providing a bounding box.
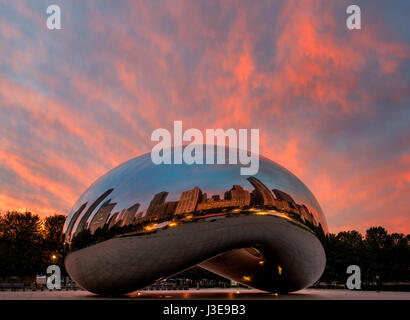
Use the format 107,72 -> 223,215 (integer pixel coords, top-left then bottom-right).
366,227 -> 390,250
385,233 -> 409,282
320,227 -> 409,284
0,212 -> 67,279
320,233 -> 340,282
43,214 -> 66,249
365,226 -> 392,281
42,214 -> 67,274
0,211 -> 43,278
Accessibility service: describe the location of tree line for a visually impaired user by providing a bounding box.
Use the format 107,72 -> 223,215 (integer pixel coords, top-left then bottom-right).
0,211 -> 409,284
320,227 -> 409,284
0,211 -> 66,279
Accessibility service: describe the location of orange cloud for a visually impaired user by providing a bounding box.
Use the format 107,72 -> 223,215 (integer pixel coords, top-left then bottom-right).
0,0 -> 409,236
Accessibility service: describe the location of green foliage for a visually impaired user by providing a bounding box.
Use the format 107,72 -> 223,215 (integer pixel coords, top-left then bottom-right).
0,211 -> 67,277
42,214 -> 67,275
43,214 -> 66,250
321,226 -> 410,283
0,211 -> 408,284
0,211 -> 43,276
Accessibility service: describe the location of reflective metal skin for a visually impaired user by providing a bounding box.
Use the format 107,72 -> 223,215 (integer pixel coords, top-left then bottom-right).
63,146 -> 327,295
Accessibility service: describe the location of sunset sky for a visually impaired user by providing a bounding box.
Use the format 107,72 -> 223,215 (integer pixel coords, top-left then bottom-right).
0,0 -> 409,234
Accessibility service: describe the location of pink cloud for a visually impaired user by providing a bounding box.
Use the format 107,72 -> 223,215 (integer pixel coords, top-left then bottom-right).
0,1 -> 408,236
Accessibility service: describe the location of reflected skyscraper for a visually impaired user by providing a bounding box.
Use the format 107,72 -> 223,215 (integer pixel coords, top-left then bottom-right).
247,177 -> 275,205
63,147 -> 327,295
65,202 -> 87,240
107,211 -> 120,229
120,202 -> 140,227
74,188 -> 113,237
175,186 -> 202,215
89,200 -> 117,234
146,192 -> 168,218
224,185 -> 251,206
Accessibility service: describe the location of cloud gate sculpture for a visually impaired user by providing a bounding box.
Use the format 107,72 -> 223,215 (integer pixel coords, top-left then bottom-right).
63,147 -> 328,295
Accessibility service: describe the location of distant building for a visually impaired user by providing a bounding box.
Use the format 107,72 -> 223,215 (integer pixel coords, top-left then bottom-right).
89,199 -> 117,234
197,199 -> 234,211
134,211 -> 143,221
108,211 -> 120,229
120,202 -> 141,227
247,177 -> 275,205
146,192 -> 169,218
298,204 -> 316,225
120,211 -> 135,227
272,189 -> 296,205
211,195 -> 221,201
127,202 -> 141,215
175,187 -> 202,215
66,202 -> 87,240
272,189 -> 300,215
157,201 -> 179,220
116,209 -> 129,225
224,185 -> 251,207
197,185 -> 250,211
74,188 -> 114,236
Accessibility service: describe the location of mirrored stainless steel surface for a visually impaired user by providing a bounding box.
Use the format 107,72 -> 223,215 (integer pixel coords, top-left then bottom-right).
63,146 -> 327,295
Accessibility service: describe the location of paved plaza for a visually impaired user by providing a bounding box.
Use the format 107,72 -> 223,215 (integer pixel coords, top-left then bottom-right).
0,288 -> 409,300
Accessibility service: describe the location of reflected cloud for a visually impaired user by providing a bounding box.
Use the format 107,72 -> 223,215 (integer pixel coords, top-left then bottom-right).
63,147 -> 327,251
64,148 -> 327,295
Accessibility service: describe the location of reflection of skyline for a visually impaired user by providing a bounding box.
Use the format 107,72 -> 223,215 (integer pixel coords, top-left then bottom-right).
89,199 -> 117,234
108,202 -> 141,229
67,176 -> 318,240
74,188 -> 113,236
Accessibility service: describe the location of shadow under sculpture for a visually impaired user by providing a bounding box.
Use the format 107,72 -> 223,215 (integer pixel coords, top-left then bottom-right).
63,147 -> 327,295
